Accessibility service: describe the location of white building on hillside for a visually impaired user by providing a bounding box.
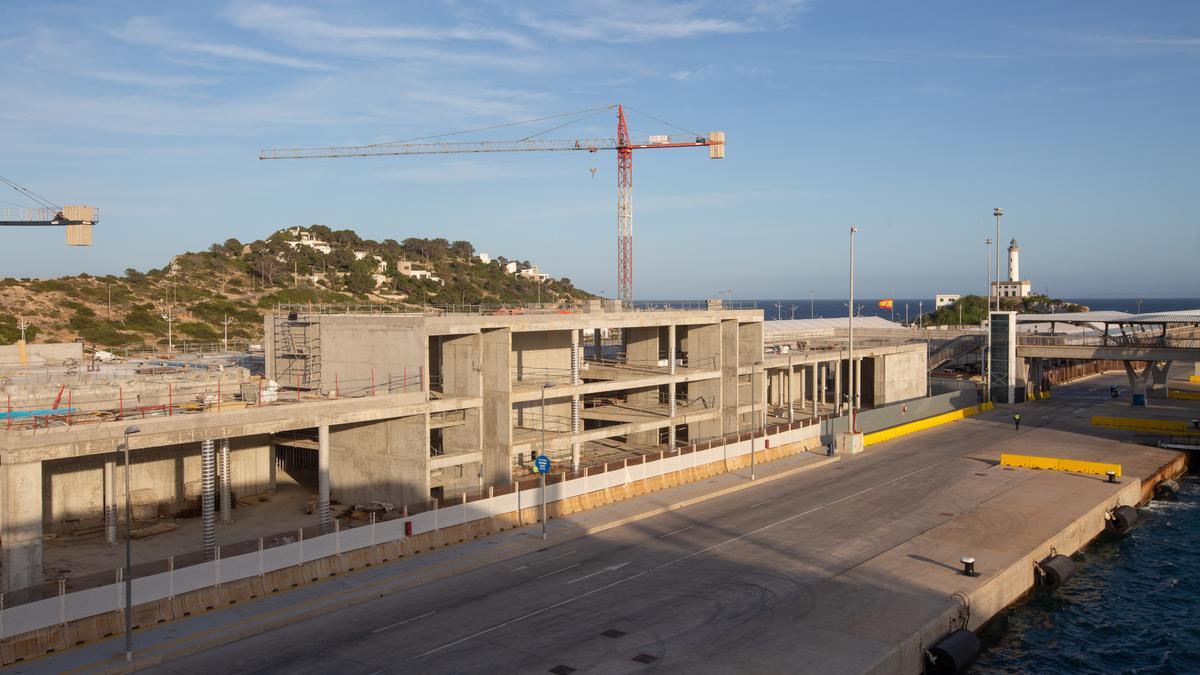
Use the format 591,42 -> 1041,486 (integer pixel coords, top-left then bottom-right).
935,294 -> 960,309
478,253 -> 491,265
284,228 -> 332,254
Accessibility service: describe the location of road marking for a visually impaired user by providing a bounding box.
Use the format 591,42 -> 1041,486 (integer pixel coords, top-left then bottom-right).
657,524 -> 695,538
750,499 -> 772,509
417,457 -> 951,659
656,459 -> 952,570
536,563 -> 581,578
372,610 -> 437,634
566,561 -> 630,585
416,571 -> 649,658
512,549 -> 576,572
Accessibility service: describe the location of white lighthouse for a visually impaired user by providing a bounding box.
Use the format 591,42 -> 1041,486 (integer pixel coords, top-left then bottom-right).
1008,238 -> 1019,282
992,237 -> 1032,299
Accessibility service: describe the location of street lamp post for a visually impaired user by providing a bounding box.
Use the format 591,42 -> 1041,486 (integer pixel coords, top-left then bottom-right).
540,382 -> 552,540
984,238 -> 993,403
122,425 -> 141,663
848,227 -> 858,437
751,360 -> 762,480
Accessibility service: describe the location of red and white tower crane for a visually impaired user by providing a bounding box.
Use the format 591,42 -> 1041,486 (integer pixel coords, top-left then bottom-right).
260,105 -> 724,304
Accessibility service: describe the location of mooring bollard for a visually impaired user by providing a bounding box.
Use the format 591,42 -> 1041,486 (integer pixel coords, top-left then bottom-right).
960,556 -> 977,577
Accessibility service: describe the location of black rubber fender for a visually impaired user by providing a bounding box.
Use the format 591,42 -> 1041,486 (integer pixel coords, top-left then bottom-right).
1155,479 -> 1180,501
1038,554 -> 1076,593
923,628 -> 982,675
1105,504 -> 1139,536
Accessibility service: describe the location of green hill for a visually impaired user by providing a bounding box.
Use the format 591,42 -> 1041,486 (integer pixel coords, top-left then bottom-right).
0,226 -> 593,349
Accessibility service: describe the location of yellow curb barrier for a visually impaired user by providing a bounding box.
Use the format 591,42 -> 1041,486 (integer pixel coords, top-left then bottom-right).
1001,453 -> 1121,477
1091,416 -> 1190,433
1189,375 -> 1200,383
1168,390 -> 1200,401
863,402 -> 994,447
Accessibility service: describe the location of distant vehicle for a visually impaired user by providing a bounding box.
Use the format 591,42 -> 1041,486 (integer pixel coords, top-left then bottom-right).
93,350 -> 117,363
248,343 -> 264,353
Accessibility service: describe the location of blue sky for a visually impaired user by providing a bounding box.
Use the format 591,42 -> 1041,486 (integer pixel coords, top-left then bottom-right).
2,1 -> 1198,299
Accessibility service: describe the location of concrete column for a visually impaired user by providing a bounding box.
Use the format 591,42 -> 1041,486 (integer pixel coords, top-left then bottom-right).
318,423 -> 331,532
219,438 -> 232,524
592,328 -> 602,361
2,461 -> 43,592
667,324 -> 677,451
810,364 -> 818,418
104,455 -> 117,545
834,358 -> 842,415
1124,361 -> 1152,406
571,329 -> 582,469
481,328 -> 513,485
787,356 -> 795,423
442,332 -> 483,483
686,322 -> 722,440
1150,361 -> 1173,398
854,358 -> 863,410
201,439 -> 216,559
721,320 -> 739,433
817,362 -> 826,413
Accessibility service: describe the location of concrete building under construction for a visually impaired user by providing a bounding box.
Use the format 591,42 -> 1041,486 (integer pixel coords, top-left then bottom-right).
0,301 -> 929,594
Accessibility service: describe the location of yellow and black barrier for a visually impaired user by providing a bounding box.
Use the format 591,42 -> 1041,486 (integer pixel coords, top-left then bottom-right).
1091,416 -> 1191,434
1000,453 -> 1122,478
863,402 -> 994,447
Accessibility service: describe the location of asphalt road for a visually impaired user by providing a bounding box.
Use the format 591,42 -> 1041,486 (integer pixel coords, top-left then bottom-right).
151,374 -> 1139,674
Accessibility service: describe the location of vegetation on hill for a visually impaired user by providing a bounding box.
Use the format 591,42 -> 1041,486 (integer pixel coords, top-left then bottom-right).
922,293 -> 1087,326
0,226 -> 593,349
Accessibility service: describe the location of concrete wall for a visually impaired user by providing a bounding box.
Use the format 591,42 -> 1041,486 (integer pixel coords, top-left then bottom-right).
329,415 -> 428,507
683,323 -> 722,441
873,350 -> 927,405
823,388 -> 976,441
307,316 -> 426,394
481,328 -> 512,485
0,342 -> 82,368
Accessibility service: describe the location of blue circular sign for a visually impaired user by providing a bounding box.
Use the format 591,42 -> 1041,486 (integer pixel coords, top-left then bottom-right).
534,454 -> 551,474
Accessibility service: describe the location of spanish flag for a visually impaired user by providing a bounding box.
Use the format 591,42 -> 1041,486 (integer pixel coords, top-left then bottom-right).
878,298 -> 894,310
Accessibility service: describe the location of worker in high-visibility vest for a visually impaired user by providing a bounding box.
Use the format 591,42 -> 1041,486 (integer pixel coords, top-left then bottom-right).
1013,413 -> 1021,430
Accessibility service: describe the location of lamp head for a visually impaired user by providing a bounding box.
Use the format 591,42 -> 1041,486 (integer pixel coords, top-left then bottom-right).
124,426 -> 141,435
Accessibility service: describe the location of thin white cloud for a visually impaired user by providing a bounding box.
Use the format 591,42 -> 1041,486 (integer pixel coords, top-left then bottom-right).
515,0 -> 808,43
226,3 -> 536,50
111,16 -> 332,70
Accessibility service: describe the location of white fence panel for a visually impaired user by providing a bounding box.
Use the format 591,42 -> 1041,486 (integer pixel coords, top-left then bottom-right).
219,552 -> 260,584
462,500 -> 490,524
340,525 -> 373,552
133,572 -> 171,605
172,560 -> 218,596
408,510 -> 436,536
375,518 -> 407,543
301,533 -> 337,563
3,596 -> 62,638
261,542 -> 301,574
492,492 -> 519,516
62,585 -> 117,624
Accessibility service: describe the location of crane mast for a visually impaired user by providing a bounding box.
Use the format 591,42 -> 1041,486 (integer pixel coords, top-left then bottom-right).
260,105 -> 724,304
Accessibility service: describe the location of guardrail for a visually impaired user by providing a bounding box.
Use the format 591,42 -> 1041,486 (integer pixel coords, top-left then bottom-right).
276,300 -> 759,317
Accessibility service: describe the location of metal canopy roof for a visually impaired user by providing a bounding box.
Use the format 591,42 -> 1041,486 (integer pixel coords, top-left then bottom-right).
764,316 -> 901,334
1015,310 -> 1200,324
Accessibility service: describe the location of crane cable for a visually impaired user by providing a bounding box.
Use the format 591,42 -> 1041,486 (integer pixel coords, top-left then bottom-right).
623,106 -> 703,139
518,106 -> 613,141
366,105 -> 617,148
0,175 -> 61,211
